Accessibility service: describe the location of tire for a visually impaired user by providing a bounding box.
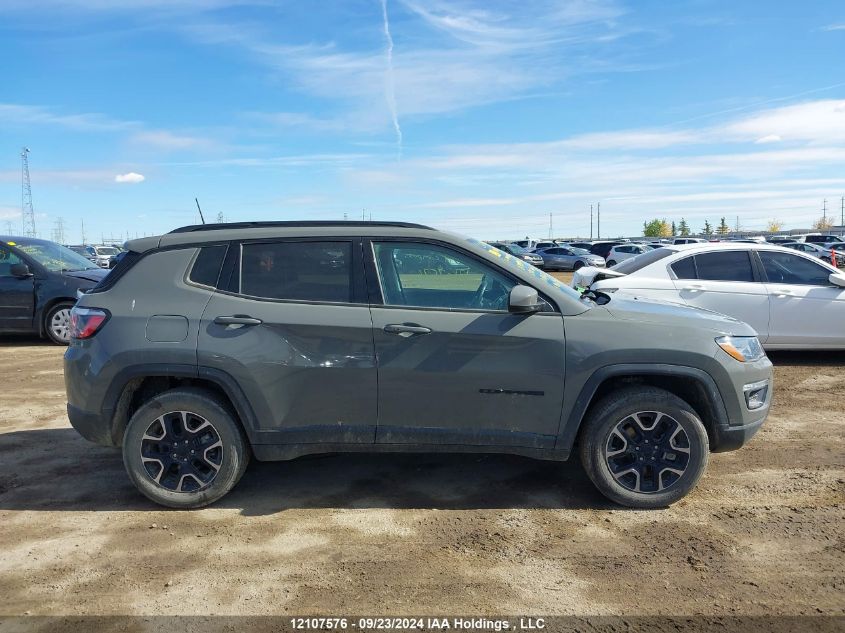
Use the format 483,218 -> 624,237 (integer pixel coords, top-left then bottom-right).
122,388 -> 250,509
44,302 -> 74,345
606,260 -> 617,267
579,386 -> 709,509
573,261 -> 584,271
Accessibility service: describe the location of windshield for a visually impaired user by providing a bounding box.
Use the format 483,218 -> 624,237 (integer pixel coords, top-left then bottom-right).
612,246 -> 675,274
503,243 -> 528,254
470,238 -> 582,300
570,247 -> 590,255
96,246 -> 120,256
10,239 -> 99,272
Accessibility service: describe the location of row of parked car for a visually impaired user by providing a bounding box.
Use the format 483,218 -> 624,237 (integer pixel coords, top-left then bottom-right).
66,243 -> 125,269
492,233 -> 845,272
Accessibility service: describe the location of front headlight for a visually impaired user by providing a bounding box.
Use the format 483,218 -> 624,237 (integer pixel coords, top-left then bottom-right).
715,335 -> 765,362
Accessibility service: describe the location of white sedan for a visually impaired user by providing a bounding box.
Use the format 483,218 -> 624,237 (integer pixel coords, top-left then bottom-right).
572,242 -> 845,350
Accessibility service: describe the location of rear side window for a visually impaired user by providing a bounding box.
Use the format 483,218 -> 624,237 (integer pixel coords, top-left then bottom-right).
240,241 -> 352,302
188,245 -> 227,288
670,256 -> 697,279
693,251 -> 754,282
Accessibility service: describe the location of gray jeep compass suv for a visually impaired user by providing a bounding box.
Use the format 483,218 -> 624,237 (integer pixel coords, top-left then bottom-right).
65,221 -> 772,509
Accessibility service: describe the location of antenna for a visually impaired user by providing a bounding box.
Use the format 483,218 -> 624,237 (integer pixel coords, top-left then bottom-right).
21,147 -> 36,237
195,198 -> 206,224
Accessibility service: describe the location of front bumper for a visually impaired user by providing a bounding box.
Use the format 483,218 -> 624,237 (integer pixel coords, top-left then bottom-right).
711,415 -> 766,452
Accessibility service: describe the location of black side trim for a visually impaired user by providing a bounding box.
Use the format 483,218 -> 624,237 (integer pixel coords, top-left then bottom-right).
556,364 -> 730,452
480,388 -> 544,396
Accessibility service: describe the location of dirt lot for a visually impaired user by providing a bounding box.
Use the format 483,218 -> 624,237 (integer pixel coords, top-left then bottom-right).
1,321 -> 843,617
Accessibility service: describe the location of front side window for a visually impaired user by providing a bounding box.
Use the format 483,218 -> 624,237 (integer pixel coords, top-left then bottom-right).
373,242 -> 515,311
759,251 -> 832,286
693,251 -> 754,282
0,248 -> 23,277
240,241 -> 352,302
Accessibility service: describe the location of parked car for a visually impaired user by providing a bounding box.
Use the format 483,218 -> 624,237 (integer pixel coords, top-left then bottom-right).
588,241 -> 624,259
780,241 -> 836,264
571,242 -> 845,349
66,244 -> 119,268
566,241 -> 595,251
65,220 -> 771,509
487,242 -> 544,266
606,243 -> 653,267
528,241 -> 557,252
766,235 -> 795,244
799,234 -> 844,245
0,236 -> 108,344
534,246 -> 606,271
673,238 -> 709,245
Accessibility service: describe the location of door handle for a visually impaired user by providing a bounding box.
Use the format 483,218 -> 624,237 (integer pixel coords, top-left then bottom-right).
775,289 -> 794,297
383,323 -> 432,336
682,284 -> 704,291
214,315 -> 263,326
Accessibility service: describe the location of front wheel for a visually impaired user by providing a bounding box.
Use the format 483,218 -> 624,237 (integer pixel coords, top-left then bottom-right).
573,261 -> 584,271
606,260 -> 617,267
44,302 -> 74,345
123,388 -> 250,508
579,386 -> 709,508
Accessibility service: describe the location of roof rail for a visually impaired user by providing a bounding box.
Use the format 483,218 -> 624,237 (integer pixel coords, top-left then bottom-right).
169,220 -> 433,234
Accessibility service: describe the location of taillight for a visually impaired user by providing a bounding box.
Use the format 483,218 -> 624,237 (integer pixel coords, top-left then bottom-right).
69,306 -> 110,339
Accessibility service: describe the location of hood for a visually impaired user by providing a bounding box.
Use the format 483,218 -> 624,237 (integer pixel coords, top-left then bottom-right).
601,293 -> 756,336
63,268 -> 109,284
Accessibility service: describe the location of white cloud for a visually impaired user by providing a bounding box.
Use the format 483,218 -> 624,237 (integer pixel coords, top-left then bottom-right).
0,103 -> 137,132
821,23 -> 845,31
754,134 -> 782,144
131,130 -> 215,150
723,99 -> 845,144
115,172 -> 145,184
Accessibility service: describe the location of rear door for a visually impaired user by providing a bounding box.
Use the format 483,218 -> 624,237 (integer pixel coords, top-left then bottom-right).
197,238 -> 377,445
670,250 -> 771,341
0,245 -> 35,331
758,250 -> 845,348
366,239 -> 566,448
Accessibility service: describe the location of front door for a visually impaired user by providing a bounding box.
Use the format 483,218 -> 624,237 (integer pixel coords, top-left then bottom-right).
197,238 -> 377,444
367,240 -> 566,449
0,246 -> 35,331
758,250 -> 845,348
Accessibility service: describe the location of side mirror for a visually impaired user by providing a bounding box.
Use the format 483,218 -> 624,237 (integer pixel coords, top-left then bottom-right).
10,263 -> 32,278
829,272 -> 845,288
508,285 -> 543,314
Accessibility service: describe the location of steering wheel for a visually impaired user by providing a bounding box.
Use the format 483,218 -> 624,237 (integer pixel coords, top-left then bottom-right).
472,274 -> 508,310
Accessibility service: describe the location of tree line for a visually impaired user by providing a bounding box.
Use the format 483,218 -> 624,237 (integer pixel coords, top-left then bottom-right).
641,216 -> 833,238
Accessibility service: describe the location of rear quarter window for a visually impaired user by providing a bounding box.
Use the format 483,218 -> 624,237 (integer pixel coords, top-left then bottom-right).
188,245 -> 228,288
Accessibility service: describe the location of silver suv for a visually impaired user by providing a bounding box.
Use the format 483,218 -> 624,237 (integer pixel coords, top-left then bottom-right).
65,221 -> 772,509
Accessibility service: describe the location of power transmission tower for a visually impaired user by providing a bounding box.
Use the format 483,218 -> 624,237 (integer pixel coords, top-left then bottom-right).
52,217 -> 65,244
216,211 -> 225,223
4,221 -> 13,234
81,219 -> 87,245
21,147 -> 36,237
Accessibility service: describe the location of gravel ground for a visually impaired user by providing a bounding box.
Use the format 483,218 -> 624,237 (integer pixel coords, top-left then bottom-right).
0,330 -> 842,618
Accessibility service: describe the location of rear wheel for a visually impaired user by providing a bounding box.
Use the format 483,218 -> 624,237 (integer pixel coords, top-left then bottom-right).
573,261 -> 584,271
579,386 -> 709,508
123,388 -> 249,508
44,302 -> 74,345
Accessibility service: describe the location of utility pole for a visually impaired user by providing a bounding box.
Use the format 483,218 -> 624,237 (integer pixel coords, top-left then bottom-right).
21,147 -> 36,237
840,196 -> 844,233
4,221 -> 13,234
590,205 -> 593,240
822,198 -> 827,223
362,208 -> 366,221
597,202 -> 601,239
549,212 -> 553,239
81,219 -> 86,245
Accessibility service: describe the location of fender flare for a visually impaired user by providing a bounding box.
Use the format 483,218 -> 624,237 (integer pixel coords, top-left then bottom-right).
555,363 -> 730,452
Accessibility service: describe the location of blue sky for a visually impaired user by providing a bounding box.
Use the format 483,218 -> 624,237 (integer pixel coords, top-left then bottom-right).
1,0 -> 844,242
